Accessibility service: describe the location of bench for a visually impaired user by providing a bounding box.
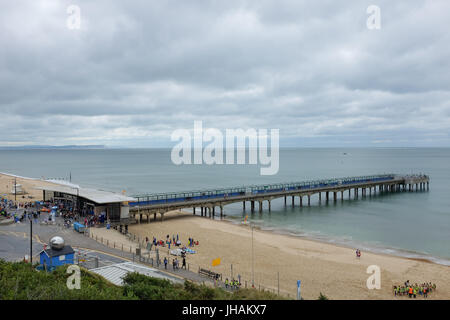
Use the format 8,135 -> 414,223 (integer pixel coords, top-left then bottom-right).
199,268 -> 222,281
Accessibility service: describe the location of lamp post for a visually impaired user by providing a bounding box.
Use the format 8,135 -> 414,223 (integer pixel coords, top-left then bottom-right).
30,215 -> 33,267
76,187 -> 79,216
244,216 -> 255,288
251,223 -> 254,288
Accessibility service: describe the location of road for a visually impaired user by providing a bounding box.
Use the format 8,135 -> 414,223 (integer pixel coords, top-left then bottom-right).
0,211 -> 229,290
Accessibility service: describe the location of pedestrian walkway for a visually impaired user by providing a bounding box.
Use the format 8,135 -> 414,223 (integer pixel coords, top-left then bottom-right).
0,217 -> 228,289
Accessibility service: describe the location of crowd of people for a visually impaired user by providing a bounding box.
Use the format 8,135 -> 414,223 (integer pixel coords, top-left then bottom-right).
393,280 -> 437,298
0,198 -> 12,218
0,196 -> 110,228
224,278 -> 241,290
0,197 -> 42,223
147,234 -> 199,250
144,234 -> 198,274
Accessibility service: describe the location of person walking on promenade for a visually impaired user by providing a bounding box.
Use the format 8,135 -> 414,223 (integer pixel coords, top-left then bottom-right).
164,257 -> 168,269
182,256 -> 186,270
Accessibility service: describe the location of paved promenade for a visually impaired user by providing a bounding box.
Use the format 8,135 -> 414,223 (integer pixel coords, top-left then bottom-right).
0,212 -> 229,290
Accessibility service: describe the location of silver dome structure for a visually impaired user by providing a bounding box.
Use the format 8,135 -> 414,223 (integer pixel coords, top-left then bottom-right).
49,236 -> 65,250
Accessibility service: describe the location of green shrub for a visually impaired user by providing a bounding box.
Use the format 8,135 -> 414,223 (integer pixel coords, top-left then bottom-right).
0,259 -> 291,300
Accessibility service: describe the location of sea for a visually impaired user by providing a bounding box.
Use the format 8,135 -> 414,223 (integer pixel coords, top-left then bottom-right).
1,148 -> 449,265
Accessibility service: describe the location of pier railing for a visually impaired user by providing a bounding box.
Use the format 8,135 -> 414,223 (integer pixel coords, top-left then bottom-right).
129,174 -> 429,211
130,174 -> 400,206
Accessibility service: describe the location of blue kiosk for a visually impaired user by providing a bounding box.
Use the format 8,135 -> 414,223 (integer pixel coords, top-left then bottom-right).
39,236 -> 75,268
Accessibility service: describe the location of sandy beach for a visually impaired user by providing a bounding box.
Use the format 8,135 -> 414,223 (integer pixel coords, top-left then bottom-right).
0,172 -> 59,203
121,210 -> 450,300
1,171 -> 449,300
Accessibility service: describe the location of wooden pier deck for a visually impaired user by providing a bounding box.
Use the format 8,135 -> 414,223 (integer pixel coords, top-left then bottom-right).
128,174 -> 429,223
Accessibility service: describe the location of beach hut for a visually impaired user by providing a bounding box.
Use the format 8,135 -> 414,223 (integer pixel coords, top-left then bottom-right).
39,236 -> 75,268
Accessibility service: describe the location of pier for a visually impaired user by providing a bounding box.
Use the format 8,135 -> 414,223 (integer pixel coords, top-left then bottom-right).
128,174 -> 429,223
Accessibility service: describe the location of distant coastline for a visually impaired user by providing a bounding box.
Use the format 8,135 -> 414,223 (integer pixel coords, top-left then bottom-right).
0,145 -> 105,150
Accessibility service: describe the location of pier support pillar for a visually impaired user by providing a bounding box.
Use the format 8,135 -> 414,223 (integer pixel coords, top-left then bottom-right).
193,207 -> 196,215
319,192 -> 321,203
258,201 -> 263,213
268,200 -> 271,211
333,192 -> 337,201
292,196 -> 295,207
154,212 -> 157,221
341,191 -> 344,200
300,196 -> 303,207
355,188 -> 358,198
160,212 -> 164,222
212,206 -> 215,218
251,201 -> 255,213
326,192 -> 329,201
243,201 -> 246,211
220,205 -> 223,218
308,195 -> 311,206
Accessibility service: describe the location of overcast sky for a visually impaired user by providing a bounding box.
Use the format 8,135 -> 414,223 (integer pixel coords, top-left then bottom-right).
1,0 -> 449,147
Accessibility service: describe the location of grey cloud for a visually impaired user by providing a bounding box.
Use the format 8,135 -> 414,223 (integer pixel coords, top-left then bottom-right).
0,0 -> 449,147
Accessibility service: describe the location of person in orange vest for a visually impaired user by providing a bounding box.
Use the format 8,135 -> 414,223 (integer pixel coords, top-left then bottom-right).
408,286 -> 413,298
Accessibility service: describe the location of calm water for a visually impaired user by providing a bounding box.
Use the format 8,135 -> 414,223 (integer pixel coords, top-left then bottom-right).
1,148 -> 449,264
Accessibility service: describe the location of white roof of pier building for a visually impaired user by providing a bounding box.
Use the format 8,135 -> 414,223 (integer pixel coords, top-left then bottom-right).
35,183 -> 136,205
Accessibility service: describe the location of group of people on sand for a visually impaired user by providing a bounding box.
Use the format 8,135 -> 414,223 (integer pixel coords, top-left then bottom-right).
147,234 -> 199,249
225,278 -> 241,290
393,280 -> 437,298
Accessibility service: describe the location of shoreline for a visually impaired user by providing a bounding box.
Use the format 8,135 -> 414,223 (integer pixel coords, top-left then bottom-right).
0,172 -> 62,203
1,169 -> 447,266
128,210 -> 450,300
1,171 -> 449,299
0,169 -> 447,267
219,214 -> 450,267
